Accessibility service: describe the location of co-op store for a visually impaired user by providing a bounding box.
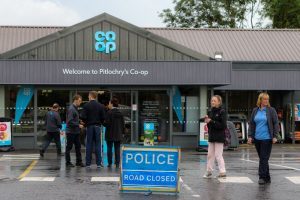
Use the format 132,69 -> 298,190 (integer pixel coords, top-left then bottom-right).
0,13 -> 300,149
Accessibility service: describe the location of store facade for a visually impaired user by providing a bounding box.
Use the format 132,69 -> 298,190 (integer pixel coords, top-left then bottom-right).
0,13 -> 299,149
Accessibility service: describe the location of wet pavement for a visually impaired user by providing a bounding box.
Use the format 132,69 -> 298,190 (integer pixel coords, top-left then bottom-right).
1,144 -> 300,200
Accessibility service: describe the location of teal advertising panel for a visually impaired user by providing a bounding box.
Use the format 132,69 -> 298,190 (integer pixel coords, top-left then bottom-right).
120,145 -> 181,194
15,86 -> 34,124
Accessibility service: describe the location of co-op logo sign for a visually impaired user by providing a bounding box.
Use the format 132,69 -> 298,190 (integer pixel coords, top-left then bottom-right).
94,31 -> 116,54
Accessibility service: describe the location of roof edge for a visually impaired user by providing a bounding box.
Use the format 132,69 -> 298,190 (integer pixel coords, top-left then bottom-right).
0,13 -> 210,60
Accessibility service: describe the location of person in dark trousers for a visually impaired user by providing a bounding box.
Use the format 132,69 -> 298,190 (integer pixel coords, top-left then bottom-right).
40,103 -> 62,157
104,97 -> 124,168
65,95 -> 85,168
81,91 -> 106,168
248,92 -> 279,185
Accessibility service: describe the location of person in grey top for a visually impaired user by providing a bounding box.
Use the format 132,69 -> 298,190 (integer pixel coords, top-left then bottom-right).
40,103 -> 62,157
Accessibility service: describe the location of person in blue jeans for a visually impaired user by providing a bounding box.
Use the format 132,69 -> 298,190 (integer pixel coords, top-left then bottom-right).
81,91 -> 106,168
248,92 -> 279,185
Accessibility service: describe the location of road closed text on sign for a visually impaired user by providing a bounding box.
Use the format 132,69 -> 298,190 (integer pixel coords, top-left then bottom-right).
120,145 -> 181,193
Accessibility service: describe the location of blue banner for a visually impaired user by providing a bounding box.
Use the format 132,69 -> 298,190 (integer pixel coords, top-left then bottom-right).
172,86 -> 183,124
120,145 -> 181,193
15,86 -> 34,124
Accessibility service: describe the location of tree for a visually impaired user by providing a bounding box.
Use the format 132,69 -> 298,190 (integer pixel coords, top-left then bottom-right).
160,0 -> 300,29
159,0 -> 252,28
262,0 -> 300,28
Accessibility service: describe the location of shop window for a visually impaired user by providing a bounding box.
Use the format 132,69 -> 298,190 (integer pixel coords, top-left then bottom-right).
172,87 -> 200,133
37,90 -> 69,146
5,86 -> 34,133
138,91 -> 169,143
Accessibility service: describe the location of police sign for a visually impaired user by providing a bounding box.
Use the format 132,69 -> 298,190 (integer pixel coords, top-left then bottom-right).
120,145 -> 181,194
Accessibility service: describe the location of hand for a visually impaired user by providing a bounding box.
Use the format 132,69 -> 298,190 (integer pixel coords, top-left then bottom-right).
272,138 -> 277,144
206,118 -> 211,123
79,124 -> 84,129
247,137 -> 253,145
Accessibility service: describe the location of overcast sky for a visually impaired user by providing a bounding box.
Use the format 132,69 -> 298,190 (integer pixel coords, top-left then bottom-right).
0,0 -> 173,27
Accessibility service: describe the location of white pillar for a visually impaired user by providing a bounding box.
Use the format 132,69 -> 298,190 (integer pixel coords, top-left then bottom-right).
0,86 -> 5,117
199,86 -> 208,117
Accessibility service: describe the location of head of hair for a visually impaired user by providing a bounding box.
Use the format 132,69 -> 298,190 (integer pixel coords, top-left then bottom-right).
212,95 -> 222,106
111,96 -> 119,107
256,92 -> 270,107
52,103 -> 60,109
73,94 -> 82,102
89,91 -> 98,99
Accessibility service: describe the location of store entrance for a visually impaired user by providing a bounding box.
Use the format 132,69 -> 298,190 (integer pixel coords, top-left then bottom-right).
73,90 -> 137,145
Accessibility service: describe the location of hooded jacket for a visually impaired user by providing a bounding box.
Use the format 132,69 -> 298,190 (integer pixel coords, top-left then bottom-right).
104,108 -> 125,142
207,107 -> 227,143
45,110 -> 62,132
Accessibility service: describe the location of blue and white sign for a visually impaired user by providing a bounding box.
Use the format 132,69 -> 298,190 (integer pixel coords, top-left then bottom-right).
120,145 -> 181,194
95,31 -> 116,54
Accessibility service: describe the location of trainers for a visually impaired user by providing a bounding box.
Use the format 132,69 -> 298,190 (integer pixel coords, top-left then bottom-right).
97,164 -> 104,168
258,178 -> 266,185
66,162 -> 75,167
76,163 -> 85,167
203,171 -> 213,179
216,173 -> 227,179
86,165 -> 91,169
39,150 -> 44,158
107,164 -> 112,168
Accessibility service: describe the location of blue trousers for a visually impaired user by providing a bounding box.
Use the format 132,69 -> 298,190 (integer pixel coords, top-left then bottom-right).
86,125 -> 102,166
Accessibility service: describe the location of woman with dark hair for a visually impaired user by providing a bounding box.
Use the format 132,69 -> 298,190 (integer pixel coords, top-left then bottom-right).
103,96 -> 124,168
248,92 -> 279,185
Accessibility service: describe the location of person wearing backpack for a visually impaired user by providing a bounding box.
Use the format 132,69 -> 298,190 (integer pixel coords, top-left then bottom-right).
203,95 -> 227,179
40,103 -> 62,157
247,92 -> 279,185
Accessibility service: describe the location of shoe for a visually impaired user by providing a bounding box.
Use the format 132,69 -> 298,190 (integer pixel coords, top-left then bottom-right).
57,152 -> 63,156
258,179 -> 266,185
107,164 -> 112,168
76,163 -> 85,167
97,164 -> 104,168
203,171 -> 213,179
39,150 -> 44,158
66,162 -> 75,167
216,173 -> 227,179
86,165 -> 91,169
116,164 -> 120,169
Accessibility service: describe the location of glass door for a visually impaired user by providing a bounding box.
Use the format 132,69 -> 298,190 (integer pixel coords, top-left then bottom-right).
111,91 -> 137,144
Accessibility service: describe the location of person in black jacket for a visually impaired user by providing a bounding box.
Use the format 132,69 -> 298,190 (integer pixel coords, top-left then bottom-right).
203,95 -> 227,179
248,92 -> 279,185
104,96 -> 124,168
81,91 -> 106,168
40,103 -> 62,157
65,95 -> 85,168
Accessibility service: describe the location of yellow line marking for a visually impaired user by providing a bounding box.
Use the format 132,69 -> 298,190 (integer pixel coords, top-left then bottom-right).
18,160 -> 38,180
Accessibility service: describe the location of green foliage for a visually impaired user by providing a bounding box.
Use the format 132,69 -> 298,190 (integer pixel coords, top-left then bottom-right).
159,0 -> 251,28
262,0 -> 300,28
160,0 -> 300,28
